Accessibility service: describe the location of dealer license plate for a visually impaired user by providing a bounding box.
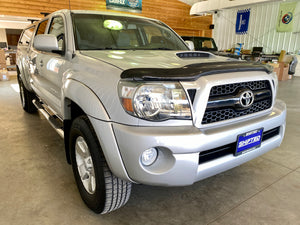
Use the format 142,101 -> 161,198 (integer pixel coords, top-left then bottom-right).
235,128 -> 263,156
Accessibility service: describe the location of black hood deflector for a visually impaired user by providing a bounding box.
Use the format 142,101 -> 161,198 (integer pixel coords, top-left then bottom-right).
120,61 -> 273,81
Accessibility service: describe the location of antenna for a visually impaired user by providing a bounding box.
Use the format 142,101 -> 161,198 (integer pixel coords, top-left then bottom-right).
69,0 -> 71,10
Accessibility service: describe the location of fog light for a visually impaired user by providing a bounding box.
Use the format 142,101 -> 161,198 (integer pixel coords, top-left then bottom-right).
141,148 -> 158,166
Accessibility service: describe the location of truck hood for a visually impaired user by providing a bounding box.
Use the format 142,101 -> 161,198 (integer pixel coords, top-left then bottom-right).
79,50 -> 231,70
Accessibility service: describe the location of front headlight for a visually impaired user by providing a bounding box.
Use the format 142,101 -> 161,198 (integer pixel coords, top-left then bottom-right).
118,81 -> 191,121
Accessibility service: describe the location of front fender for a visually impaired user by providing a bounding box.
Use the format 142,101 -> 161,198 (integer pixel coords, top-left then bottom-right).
62,79 -> 132,182
16,59 -> 33,92
63,79 -> 110,121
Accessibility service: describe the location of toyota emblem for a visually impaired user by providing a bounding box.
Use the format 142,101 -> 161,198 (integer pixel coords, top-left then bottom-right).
240,90 -> 254,108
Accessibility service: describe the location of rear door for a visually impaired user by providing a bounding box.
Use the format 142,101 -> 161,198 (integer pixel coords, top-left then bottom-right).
17,25 -> 36,88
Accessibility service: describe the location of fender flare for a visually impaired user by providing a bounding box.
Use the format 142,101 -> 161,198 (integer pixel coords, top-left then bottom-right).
62,79 -> 131,182
16,61 -> 33,92
63,78 -> 110,121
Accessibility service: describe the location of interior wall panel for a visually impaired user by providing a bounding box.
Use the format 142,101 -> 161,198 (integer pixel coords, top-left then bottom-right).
0,29 -> 8,43
0,0 -> 212,37
213,0 -> 300,54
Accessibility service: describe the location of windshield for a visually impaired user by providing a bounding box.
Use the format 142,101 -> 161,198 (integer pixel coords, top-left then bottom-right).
72,14 -> 188,51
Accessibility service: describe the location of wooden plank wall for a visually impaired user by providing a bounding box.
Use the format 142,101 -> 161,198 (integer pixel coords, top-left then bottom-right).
0,0 -> 212,37
7,34 -> 20,46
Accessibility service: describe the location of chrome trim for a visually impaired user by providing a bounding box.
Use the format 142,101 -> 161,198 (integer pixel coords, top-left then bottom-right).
206,89 -> 272,110
32,99 -> 64,138
239,89 -> 254,108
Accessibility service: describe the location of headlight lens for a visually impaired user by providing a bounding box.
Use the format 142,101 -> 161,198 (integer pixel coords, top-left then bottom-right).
119,81 -> 191,121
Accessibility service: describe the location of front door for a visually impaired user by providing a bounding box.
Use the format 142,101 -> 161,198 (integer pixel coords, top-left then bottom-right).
31,16 -> 67,117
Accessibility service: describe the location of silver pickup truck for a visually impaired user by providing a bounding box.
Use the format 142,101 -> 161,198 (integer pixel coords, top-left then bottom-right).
17,9 -> 286,214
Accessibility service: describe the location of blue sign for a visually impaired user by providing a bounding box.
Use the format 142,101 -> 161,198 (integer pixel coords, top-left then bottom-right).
106,0 -> 142,13
236,128 -> 263,156
236,9 -> 251,35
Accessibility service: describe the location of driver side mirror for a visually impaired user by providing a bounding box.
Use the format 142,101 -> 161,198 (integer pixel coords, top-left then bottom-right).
185,41 -> 195,51
33,34 -> 59,52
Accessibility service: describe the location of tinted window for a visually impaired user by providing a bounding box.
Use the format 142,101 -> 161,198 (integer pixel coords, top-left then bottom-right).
48,17 -> 65,51
19,26 -> 35,46
72,14 -> 188,51
181,36 -> 218,52
36,20 -> 48,35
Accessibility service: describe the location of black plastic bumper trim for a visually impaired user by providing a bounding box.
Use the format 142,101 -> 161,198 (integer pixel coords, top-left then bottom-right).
198,126 -> 280,164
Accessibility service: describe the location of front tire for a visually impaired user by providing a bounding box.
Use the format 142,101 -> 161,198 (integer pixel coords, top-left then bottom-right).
17,75 -> 37,113
69,116 -> 132,214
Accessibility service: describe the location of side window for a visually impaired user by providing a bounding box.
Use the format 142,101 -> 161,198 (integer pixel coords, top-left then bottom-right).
36,20 -> 48,35
19,26 -> 35,46
202,40 -> 213,48
48,17 -> 65,51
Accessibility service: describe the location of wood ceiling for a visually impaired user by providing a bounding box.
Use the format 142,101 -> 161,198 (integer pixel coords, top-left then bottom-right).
0,0 -> 213,37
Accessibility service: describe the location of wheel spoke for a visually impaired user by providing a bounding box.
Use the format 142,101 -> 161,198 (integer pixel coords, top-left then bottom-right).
90,170 -> 96,192
87,175 -> 93,193
78,163 -> 86,177
75,136 -> 96,194
76,139 -> 88,159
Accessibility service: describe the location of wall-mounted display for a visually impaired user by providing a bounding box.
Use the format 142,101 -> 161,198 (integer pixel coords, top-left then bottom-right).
106,0 -> 142,13
276,1 -> 297,32
236,8 -> 250,35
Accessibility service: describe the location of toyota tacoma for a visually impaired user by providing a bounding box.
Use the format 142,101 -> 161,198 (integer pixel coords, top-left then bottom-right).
16,10 -> 286,214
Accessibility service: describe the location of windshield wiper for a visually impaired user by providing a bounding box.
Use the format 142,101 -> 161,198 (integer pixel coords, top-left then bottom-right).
149,47 -> 173,50
200,47 -> 213,51
92,47 -> 114,50
93,48 -> 135,51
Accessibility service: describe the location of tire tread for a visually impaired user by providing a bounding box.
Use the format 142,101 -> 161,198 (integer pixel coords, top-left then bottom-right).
70,115 -> 131,214
18,76 -> 37,113
101,164 -> 132,214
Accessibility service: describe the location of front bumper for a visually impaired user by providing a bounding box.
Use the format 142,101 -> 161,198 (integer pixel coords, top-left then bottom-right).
112,99 -> 286,186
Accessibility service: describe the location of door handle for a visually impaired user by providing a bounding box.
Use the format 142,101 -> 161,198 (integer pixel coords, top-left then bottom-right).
40,60 -> 43,67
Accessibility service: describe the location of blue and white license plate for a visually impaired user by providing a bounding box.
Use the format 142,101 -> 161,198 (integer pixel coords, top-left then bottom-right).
235,128 -> 263,156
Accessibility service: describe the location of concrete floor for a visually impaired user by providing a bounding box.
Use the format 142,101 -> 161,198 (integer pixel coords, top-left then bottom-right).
0,77 -> 299,225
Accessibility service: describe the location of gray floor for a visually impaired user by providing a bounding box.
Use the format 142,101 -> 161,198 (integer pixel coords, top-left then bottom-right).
0,77 -> 299,225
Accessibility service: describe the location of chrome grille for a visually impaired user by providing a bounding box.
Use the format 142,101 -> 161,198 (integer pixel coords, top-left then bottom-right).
202,80 -> 272,125
209,80 -> 268,97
